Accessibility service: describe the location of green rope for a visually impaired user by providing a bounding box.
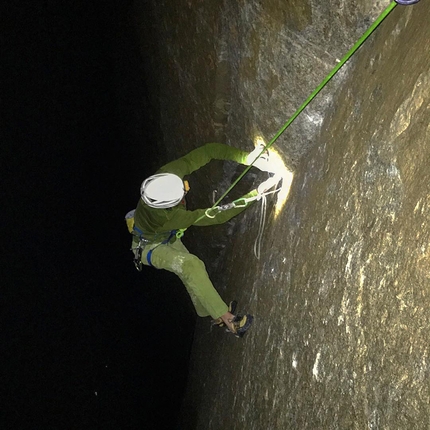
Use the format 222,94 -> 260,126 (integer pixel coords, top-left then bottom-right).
177,1 -> 398,239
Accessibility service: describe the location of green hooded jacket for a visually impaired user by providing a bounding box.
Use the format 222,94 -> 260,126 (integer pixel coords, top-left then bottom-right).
133,143 -> 258,242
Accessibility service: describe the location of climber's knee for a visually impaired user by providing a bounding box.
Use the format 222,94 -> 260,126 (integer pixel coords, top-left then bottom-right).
182,254 -> 206,275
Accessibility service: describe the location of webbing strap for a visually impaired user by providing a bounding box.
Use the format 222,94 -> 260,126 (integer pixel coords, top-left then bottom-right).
133,225 -> 144,237
146,248 -> 155,266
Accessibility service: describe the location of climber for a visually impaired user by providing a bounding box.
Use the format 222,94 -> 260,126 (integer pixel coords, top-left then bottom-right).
126,143 -> 280,338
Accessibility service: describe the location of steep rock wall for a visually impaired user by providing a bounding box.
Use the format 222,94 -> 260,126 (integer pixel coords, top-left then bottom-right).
135,1 -> 430,428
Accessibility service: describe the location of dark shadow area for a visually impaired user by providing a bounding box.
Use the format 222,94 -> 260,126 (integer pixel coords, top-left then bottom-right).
2,1 -> 194,428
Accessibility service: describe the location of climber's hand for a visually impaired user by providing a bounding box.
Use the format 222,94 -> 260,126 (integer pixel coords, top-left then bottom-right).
246,144 -> 275,172
246,143 -> 269,170
257,175 -> 281,195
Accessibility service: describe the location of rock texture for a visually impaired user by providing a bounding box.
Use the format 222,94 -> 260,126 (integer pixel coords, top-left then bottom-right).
136,0 -> 430,428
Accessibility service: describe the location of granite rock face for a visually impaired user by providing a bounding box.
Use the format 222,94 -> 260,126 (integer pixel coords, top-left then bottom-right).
136,1 -> 430,428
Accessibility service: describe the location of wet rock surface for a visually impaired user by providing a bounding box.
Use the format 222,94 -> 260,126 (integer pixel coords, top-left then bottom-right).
138,1 -> 430,428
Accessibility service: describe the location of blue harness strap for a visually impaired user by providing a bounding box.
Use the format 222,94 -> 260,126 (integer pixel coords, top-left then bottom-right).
146,248 -> 155,266
145,230 -> 177,267
133,225 -> 144,237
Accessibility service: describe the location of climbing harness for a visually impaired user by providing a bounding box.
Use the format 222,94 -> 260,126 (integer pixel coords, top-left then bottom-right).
131,228 -> 177,271
176,0 -> 419,247
145,230 -> 177,268
125,209 -> 177,271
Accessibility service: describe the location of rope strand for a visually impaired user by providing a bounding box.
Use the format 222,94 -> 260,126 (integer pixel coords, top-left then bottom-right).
253,194 -> 267,259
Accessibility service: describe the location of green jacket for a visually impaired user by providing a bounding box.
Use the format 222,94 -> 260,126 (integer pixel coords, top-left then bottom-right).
133,143 -> 257,242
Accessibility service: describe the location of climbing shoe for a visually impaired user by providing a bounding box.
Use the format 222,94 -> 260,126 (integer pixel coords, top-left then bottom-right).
211,300 -> 238,328
229,314 -> 254,338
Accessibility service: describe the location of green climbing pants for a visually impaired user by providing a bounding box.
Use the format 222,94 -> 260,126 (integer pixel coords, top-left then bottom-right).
135,238 -> 228,319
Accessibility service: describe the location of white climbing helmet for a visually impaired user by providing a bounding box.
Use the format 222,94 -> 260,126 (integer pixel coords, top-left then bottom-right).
140,173 -> 185,208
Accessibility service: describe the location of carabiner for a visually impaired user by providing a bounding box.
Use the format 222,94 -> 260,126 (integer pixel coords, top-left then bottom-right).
133,246 -> 143,271
205,207 -> 220,219
232,198 -> 248,208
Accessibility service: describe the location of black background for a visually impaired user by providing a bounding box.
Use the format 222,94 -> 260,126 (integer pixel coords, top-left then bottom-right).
2,1 -> 195,428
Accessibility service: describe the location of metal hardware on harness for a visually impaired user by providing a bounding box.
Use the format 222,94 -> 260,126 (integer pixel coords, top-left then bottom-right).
133,240 -> 145,271
219,203 -> 235,211
132,235 -> 152,272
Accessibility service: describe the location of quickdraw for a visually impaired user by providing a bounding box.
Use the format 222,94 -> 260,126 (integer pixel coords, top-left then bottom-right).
204,186 -> 282,218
